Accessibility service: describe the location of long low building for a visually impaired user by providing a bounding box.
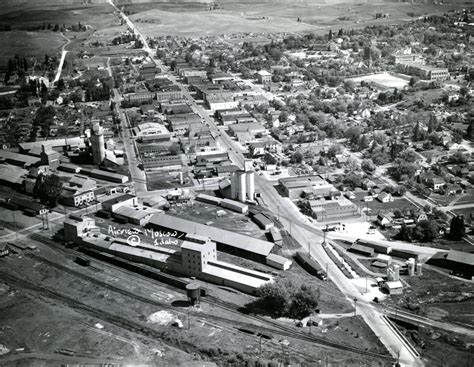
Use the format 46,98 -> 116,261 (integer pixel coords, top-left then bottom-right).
148,213 -> 274,262
65,216 -> 272,294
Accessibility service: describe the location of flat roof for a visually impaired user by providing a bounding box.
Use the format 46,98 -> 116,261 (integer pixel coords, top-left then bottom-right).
148,213 -> 274,257
114,205 -> 158,220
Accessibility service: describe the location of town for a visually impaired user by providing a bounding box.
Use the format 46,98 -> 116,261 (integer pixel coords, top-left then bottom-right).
0,1 -> 472,366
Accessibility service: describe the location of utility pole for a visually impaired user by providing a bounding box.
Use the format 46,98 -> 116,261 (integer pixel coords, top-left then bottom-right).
353,298 -> 358,316
187,309 -> 190,330
259,335 -> 262,356
308,241 -> 311,257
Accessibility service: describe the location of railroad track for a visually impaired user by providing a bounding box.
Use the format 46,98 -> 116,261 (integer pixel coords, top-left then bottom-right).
21,250 -> 394,363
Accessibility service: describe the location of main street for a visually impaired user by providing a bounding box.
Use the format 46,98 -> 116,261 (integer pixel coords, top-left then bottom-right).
107,2 -> 423,365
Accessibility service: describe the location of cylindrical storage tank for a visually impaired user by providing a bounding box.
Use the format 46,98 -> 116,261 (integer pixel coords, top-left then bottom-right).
246,171 -> 255,201
407,258 -> 415,276
393,264 -> 400,281
416,263 -> 422,276
237,170 -> 246,202
186,283 -> 201,305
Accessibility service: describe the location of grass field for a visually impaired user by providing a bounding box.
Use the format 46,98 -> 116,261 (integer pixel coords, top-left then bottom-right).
0,30 -> 66,68
349,72 -> 409,90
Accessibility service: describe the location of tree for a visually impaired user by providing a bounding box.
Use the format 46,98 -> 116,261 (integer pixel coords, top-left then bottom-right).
289,284 -> 320,319
361,159 -> 376,173
34,173 -> 63,207
256,279 -> 319,319
449,215 -> 465,241
290,152 -> 303,164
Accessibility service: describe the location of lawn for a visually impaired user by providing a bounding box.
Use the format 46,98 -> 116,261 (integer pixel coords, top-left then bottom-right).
352,192 -> 418,217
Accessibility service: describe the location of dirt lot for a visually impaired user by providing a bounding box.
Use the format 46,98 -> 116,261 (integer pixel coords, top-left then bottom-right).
386,267 -> 474,327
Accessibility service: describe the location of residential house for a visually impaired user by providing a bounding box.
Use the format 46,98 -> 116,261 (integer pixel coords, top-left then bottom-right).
377,192 -> 394,203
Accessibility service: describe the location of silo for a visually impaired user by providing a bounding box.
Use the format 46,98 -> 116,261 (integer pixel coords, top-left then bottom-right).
392,264 -> 400,281
237,170 -> 247,202
407,258 -> 415,276
230,172 -> 238,200
91,122 -> 106,164
246,171 -> 255,201
416,263 -> 423,276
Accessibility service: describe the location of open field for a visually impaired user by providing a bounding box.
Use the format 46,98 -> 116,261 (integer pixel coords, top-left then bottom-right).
349,72 -> 410,90
0,31 -> 66,68
122,1 -> 467,37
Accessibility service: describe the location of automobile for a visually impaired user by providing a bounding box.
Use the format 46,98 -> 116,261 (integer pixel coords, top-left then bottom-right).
372,297 -> 379,303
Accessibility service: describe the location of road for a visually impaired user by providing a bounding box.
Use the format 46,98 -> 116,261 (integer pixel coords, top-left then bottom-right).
111,88 -> 147,193
107,3 -> 423,365
53,32 -> 71,84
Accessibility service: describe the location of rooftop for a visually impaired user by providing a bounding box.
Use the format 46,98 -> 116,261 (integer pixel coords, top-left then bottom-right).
148,213 -> 274,257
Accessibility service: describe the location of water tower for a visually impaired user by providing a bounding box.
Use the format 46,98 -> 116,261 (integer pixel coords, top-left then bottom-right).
186,283 -> 201,306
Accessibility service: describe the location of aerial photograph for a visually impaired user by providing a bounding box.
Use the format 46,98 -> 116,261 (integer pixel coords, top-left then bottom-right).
0,0 -> 472,366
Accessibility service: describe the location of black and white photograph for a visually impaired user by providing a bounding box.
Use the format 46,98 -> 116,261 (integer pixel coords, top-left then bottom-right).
0,0 -> 472,366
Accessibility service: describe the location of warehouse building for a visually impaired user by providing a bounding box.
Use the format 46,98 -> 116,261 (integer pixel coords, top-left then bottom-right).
65,217 -> 273,294
147,213 -> 275,263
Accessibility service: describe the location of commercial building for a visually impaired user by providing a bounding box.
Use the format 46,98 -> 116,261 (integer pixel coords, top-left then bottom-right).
155,85 -> 183,102
406,64 -> 449,81
279,175 -> 336,200
126,92 -> 155,104
391,49 -> 424,65
167,113 -> 202,135
132,122 -> 170,143
306,197 -> 359,221
257,70 -> 272,85
142,155 -> 183,171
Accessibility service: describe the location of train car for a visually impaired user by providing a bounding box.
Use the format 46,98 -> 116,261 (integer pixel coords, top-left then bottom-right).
294,251 -> 327,280
75,256 -> 91,267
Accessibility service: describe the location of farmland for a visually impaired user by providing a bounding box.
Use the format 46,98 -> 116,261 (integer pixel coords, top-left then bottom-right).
122,1 -> 467,37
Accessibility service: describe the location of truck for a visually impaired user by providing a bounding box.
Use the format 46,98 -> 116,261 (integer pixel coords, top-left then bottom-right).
294,251 -> 327,281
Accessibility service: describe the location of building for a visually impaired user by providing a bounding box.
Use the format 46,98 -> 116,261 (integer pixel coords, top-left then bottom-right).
384,280 -> 403,295
307,197 -> 359,221
101,194 -> 138,212
0,150 -> 41,168
406,64 -> 449,81
126,92 -> 155,104
348,243 -> 375,257
90,122 -> 106,164
257,70 -> 272,85
391,49 -> 424,65
428,250 -> 474,279
60,187 -> 95,207
377,192 -> 394,203
279,175 -> 336,200
266,253 -> 292,270
65,216 -> 273,294
147,213 -> 274,263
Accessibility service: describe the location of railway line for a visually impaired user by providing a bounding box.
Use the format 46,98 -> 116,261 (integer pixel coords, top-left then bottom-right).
18,244 -> 395,363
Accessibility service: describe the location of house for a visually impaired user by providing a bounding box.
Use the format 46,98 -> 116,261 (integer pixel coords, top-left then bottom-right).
377,214 -> 393,228
363,195 -> 373,202
377,192 -> 394,203
361,179 -> 377,190
431,177 -> 445,192
415,212 -> 429,223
